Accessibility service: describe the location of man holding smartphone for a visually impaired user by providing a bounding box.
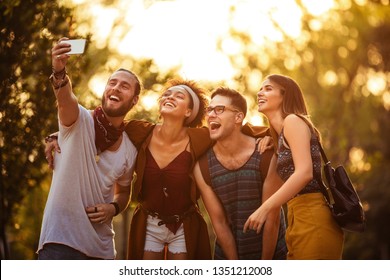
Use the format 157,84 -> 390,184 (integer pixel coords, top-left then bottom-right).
37,38 -> 141,259
60,38 -> 86,54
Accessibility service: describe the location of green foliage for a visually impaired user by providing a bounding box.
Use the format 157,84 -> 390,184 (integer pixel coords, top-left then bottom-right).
2,0 -> 389,260
0,0 -> 175,260
0,0 -> 92,259
226,0 -> 390,259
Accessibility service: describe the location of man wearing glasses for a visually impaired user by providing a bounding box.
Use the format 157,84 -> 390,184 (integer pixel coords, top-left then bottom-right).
193,87 -> 287,260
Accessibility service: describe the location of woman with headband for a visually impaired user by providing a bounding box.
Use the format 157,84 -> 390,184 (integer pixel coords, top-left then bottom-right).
125,78 -> 212,260
126,78 -> 271,260
45,78 -> 270,259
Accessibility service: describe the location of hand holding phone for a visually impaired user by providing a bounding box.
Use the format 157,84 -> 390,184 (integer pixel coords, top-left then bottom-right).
59,39 -> 86,55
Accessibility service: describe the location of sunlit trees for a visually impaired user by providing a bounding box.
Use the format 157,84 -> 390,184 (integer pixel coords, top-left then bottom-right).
224,0 -> 390,259
0,0 -> 174,259
0,0 -> 94,259
0,0 -> 91,259
2,0 -> 389,260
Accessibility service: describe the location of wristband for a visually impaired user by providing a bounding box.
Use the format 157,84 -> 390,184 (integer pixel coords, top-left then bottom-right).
45,134 -> 58,143
49,73 -> 69,89
52,67 -> 67,80
110,202 -> 120,216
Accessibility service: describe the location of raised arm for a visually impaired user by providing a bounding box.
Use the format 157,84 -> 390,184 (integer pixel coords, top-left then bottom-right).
193,162 -> 238,259
50,37 -> 79,126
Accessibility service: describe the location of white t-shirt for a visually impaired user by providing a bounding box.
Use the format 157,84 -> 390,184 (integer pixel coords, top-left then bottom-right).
38,105 -> 137,259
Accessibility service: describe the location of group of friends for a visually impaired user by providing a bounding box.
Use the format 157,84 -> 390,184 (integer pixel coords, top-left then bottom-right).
37,38 -> 344,260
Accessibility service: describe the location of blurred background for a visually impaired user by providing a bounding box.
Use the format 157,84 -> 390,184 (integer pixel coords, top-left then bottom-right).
1,0 -> 389,260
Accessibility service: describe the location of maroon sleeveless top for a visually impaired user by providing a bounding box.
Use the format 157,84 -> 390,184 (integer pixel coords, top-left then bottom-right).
141,143 -> 193,233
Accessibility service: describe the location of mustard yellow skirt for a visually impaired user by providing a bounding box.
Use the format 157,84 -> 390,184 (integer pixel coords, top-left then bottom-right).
286,193 -> 344,260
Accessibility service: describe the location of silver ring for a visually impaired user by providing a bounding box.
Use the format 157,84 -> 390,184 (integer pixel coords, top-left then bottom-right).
95,206 -> 98,213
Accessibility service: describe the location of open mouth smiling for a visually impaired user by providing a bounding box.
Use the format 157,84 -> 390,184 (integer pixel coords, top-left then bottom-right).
209,121 -> 221,131
163,101 -> 175,108
109,95 -> 120,102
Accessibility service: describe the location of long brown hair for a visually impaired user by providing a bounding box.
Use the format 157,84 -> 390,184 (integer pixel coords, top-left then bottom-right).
266,74 -> 321,141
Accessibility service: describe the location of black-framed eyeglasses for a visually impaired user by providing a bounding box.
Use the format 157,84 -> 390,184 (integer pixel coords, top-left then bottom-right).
205,105 -> 240,115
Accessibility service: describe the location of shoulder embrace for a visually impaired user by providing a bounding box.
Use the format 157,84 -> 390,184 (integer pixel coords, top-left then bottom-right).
124,119 -> 153,129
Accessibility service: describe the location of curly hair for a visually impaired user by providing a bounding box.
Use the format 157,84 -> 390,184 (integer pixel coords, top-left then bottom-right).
160,78 -> 209,128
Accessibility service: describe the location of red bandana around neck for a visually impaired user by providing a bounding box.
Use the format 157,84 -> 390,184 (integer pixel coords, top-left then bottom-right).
93,106 -> 124,153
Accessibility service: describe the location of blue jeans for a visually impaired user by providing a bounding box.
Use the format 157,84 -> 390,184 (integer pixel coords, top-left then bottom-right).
38,243 -> 103,260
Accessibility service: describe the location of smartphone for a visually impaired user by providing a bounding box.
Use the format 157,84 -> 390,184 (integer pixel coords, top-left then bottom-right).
60,39 -> 86,55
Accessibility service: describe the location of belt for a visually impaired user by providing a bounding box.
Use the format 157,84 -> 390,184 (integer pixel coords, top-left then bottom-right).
140,204 -> 197,226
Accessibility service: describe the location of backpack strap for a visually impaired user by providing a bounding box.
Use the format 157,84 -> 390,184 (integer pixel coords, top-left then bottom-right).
259,147 -> 273,180
198,152 -> 212,186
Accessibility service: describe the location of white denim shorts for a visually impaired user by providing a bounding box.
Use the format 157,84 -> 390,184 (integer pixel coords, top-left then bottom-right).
144,215 -> 187,254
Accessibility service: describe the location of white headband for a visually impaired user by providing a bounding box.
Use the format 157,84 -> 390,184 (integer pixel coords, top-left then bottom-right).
168,85 -> 200,125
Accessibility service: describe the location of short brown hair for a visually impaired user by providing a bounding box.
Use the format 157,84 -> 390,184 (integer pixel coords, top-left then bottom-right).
210,86 -> 247,117
115,68 -> 142,96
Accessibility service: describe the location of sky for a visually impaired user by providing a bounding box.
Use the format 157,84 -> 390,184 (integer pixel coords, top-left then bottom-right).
71,0 -> 334,81
68,0 -> 335,124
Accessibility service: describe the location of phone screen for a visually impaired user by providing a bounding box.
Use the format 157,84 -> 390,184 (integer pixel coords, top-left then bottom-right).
63,39 -> 86,55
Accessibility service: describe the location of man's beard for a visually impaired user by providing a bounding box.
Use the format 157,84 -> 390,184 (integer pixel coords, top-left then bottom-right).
101,96 -> 134,117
